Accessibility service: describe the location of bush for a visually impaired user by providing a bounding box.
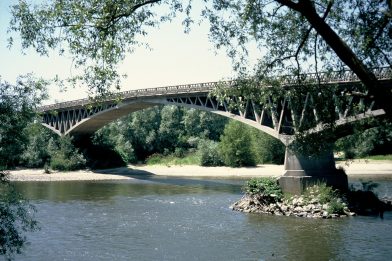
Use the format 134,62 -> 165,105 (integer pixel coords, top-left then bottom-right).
146,154 -> 164,165
115,139 -> 136,164
243,177 -> 283,199
20,124 -> 53,168
250,129 -> 285,164
219,121 -> 256,167
49,153 -> 86,171
303,184 -> 346,214
198,140 -> 224,166
47,137 -> 86,171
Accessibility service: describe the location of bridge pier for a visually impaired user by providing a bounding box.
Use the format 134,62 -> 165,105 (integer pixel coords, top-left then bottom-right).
278,147 -> 348,194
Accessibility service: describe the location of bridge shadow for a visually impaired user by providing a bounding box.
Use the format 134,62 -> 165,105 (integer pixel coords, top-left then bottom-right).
92,166 -> 245,194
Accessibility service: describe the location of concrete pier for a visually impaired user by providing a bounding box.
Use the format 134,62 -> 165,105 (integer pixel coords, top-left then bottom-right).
279,148 -> 348,194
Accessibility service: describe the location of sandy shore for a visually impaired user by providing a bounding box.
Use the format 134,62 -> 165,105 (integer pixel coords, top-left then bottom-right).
7,161 -> 392,182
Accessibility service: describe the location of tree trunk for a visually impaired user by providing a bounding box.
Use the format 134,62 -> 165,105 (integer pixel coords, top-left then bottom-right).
298,0 -> 392,116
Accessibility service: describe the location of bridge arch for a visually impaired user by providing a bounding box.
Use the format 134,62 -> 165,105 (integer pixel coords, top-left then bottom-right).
42,96 -> 291,143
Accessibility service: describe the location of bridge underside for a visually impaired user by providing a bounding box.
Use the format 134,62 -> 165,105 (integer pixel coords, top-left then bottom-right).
41,94 -> 292,142
39,72 -> 391,193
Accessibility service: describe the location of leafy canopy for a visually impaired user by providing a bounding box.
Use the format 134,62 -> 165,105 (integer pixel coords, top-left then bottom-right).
0,76 -> 46,260
8,0 -> 192,97
7,1 -> 392,153
8,1 -> 391,98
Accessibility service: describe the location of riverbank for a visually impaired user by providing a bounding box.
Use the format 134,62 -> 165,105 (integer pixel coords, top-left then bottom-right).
7,161 -> 392,182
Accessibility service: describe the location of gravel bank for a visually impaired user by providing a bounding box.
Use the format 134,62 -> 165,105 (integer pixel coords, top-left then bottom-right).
7,161 -> 392,182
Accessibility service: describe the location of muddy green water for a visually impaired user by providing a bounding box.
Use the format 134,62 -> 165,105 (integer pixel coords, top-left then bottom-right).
11,176 -> 392,261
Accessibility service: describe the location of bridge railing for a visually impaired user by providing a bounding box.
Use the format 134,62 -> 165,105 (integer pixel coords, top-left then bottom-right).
38,67 -> 392,112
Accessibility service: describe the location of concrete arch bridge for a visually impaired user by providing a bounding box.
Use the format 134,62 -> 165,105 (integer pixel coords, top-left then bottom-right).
39,67 -> 392,193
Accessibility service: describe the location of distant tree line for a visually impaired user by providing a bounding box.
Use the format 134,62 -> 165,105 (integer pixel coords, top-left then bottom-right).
17,105 -> 285,170
16,105 -> 392,171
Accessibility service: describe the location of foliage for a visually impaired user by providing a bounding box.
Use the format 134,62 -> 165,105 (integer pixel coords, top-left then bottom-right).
205,0 -> 392,113
145,151 -> 200,166
250,129 -> 285,164
158,106 -> 185,151
326,199 -> 345,215
8,0 -> 193,97
335,120 -> 392,159
94,106 -> 227,162
47,136 -> 86,171
20,124 -> 54,168
219,121 -> 256,167
93,130 -> 136,164
0,75 -> 47,168
197,140 -> 224,167
0,172 -> 39,260
364,155 -> 392,161
243,177 -> 283,200
0,76 -> 45,259
303,184 -> 345,214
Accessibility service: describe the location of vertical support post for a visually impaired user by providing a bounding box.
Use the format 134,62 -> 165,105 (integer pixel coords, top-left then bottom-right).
278,147 -> 348,194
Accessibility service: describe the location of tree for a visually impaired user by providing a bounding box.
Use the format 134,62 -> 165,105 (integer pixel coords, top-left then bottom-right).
8,0 -> 191,97
205,0 -> 392,116
8,0 -> 392,114
335,120 -> 392,159
219,120 -> 256,167
0,172 -> 38,260
0,75 -> 45,260
0,75 -> 47,168
47,136 -> 86,171
250,129 -> 285,164
158,105 -> 185,151
20,124 -> 54,168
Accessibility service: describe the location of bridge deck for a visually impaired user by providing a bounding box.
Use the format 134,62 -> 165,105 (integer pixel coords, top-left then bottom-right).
39,67 -> 392,112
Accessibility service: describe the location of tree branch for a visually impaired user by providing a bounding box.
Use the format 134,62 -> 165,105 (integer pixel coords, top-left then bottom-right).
111,0 -> 162,24
294,1 -> 333,79
297,0 -> 392,116
275,0 -> 300,12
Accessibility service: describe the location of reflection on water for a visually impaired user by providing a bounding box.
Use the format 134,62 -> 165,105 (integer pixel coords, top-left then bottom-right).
13,177 -> 243,202
11,176 -> 392,261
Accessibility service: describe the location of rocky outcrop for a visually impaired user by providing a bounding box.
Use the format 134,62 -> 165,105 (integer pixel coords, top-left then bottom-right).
230,187 -> 356,219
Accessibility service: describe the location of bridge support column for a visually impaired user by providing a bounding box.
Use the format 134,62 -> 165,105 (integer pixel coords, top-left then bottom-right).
278,147 -> 348,194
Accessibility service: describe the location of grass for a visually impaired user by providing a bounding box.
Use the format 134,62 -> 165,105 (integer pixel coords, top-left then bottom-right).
363,154 -> 392,161
145,152 -> 201,166
336,154 -> 392,162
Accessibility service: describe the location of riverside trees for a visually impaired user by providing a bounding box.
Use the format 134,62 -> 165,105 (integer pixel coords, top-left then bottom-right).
0,75 -> 45,260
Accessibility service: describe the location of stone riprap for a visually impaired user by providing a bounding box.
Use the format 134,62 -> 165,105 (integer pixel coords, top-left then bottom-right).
230,188 -> 356,219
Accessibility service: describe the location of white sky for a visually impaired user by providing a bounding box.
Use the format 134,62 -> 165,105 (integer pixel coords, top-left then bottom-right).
0,1 -> 247,105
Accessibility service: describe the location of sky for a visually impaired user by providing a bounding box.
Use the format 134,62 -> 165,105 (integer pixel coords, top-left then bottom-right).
0,1 -> 244,105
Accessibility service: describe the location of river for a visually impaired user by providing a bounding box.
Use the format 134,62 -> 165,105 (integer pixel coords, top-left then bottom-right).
11,175 -> 392,261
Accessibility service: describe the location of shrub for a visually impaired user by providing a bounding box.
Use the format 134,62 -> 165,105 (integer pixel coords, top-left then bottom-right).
327,199 -> 345,215
250,129 -> 285,164
243,177 -> 283,200
304,184 -> 346,215
115,139 -> 136,164
47,137 -> 86,171
49,153 -> 86,171
198,140 -> 224,166
146,154 -> 164,165
219,121 -> 256,167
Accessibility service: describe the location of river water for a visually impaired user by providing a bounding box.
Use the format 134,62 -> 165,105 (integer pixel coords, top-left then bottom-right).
11,175 -> 392,261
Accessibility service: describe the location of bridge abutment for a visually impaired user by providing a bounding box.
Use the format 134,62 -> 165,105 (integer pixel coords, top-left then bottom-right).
279,148 -> 348,194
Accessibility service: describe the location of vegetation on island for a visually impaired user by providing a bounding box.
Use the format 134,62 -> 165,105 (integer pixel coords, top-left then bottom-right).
233,177 -> 391,218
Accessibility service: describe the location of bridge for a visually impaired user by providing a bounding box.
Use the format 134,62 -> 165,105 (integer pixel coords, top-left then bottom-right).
39,67 -> 392,194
